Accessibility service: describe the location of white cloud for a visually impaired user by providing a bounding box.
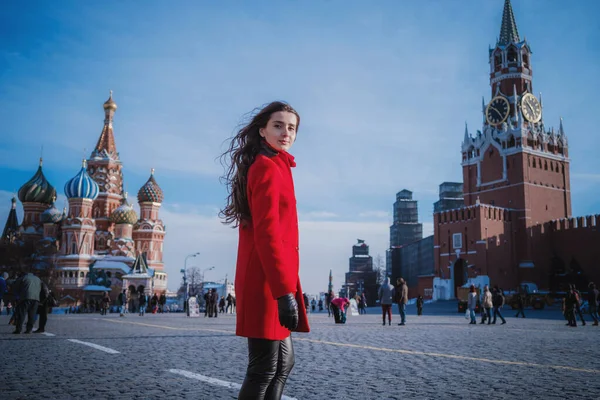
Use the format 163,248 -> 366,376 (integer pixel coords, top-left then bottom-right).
299,211 -> 338,220
358,210 -> 389,219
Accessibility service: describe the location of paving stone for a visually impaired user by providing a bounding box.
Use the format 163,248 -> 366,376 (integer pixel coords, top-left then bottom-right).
1,303 -> 599,399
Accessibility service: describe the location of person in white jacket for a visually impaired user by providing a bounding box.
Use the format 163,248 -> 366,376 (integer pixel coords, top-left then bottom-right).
480,285 -> 493,324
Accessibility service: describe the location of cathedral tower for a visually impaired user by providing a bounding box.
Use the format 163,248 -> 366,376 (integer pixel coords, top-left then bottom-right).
87,92 -> 124,252
17,158 -> 56,244
133,169 -> 166,272
461,0 -> 570,227
60,160 -> 99,274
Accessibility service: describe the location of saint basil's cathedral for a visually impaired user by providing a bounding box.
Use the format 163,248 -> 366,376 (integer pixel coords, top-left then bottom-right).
1,93 -> 168,301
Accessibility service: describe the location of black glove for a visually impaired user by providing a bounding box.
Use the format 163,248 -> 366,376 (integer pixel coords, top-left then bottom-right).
277,293 -> 299,331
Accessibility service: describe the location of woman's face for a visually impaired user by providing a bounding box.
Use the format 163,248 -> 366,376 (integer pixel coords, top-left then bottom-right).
260,111 -> 298,152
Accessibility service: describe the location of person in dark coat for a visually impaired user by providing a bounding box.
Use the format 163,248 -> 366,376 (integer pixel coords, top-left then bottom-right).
221,101 -> 309,399
416,295 -> 424,316
515,286 -> 526,318
12,272 -> 42,334
491,286 -> 506,324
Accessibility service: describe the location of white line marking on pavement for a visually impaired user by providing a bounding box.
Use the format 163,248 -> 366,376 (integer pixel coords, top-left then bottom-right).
41,332 -> 55,336
168,369 -> 298,400
67,339 -> 120,354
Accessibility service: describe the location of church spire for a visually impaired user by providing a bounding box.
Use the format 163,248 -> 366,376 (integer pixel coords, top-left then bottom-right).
1,196 -> 19,244
498,0 -> 520,45
91,91 -> 119,160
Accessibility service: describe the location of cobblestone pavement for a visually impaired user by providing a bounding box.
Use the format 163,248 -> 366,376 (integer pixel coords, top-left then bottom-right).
1,303 -> 599,400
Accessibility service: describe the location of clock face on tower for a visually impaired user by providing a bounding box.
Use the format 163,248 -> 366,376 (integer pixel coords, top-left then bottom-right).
485,96 -> 510,126
520,93 -> 542,123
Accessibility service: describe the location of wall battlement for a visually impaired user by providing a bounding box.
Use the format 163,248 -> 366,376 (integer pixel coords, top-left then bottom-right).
435,203 -> 512,224
542,215 -> 599,232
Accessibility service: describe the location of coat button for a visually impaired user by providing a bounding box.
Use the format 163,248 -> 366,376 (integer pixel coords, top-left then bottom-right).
295,247 -> 299,251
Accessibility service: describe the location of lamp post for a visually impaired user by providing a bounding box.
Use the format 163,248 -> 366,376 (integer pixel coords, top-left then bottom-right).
183,252 -> 200,316
201,266 -> 215,293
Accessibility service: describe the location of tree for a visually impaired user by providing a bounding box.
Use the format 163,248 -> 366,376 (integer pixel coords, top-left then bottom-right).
373,254 -> 386,285
178,266 -> 203,296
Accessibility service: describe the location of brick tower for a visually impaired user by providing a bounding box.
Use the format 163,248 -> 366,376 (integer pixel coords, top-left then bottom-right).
59,160 -> 100,275
133,169 -> 166,273
461,0 -> 570,266
87,92 -> 124,252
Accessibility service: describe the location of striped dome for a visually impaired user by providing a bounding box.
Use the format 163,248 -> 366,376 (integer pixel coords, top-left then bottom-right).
18,159 -> 57,204
110,193 -> 138,225
137,169 -> 163,203
41,201 -> 63,224
64,160 -> 99,200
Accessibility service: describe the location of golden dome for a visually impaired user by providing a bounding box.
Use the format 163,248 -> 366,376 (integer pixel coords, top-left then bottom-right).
103,90 -> 117,111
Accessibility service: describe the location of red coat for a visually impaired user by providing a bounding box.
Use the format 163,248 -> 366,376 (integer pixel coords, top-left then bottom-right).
235,148 -> 310,340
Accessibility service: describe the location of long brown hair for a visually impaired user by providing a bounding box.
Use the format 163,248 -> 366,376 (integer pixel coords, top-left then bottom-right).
219,101 -> 300,227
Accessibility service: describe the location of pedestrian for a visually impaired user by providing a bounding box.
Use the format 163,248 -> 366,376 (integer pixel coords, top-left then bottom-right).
416,295 -> 424,316
587,282 -> 599,326
395,278 -> 408,326
361,293 -> 368,315
226,293 -> 233,314
331,296 -> 350,324
118,289 -> 127,317
571,284 -> 586,326
36,280 -> 56,333
220,101 -> 309,399
12,271 -> 43,334
0,272 -> 7,314
101,291 -> 110,316
481,285 -> 492,324
564,285 -> 578,327
467,284 -> 477,324
515,286 -> 526,318
491,286 -> 506,325
378,277 -> 394,326
219,296 -> 226,313
139,290 -> 147,316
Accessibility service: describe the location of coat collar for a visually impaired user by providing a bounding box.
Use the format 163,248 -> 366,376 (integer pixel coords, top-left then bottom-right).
260,140 -> 296,168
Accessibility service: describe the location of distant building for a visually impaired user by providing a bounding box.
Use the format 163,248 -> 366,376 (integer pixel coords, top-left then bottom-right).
386,189 -> 423,279
389,190 -> 423,247
344,239 -> 377,306
388,236 -> 434,299
433,182 -> 464,213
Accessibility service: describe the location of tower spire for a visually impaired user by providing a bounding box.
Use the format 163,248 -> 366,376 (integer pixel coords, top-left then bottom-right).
498,0 -> 520,45
92,91 -> 119,160
464,122 -> 470,143
1,196 -> 20,244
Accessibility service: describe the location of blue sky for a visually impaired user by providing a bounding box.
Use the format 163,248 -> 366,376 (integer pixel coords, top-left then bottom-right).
1,0 -> 599,294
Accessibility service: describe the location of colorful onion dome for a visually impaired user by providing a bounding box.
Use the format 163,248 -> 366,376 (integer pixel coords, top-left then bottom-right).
41,198 -> 63,224
110,193 -> 138,225
103,90 -> 117,111
64,159 -> 100,200
137,169 -> 163,203
18,158 -> 57,204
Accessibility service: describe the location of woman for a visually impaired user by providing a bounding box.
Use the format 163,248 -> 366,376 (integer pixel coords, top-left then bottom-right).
220,101 -> 310,399
467,285 -> 477,324
481,285 -> 492,324
331,296 -> 351,324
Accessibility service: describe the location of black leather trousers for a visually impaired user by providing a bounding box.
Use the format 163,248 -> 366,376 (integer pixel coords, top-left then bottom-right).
238,336 -> 295,400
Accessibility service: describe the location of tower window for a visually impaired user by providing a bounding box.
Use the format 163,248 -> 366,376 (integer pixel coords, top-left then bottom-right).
522,53 -> 529,67
544,161 -> 548,170
507,48 -> 517,63
494,53 -> 502,70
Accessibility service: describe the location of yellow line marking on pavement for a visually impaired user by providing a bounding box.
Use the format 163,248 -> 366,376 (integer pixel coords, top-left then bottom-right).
97,318 -> 234,334
97,318 -> 599,374
294,338 -> 600,374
